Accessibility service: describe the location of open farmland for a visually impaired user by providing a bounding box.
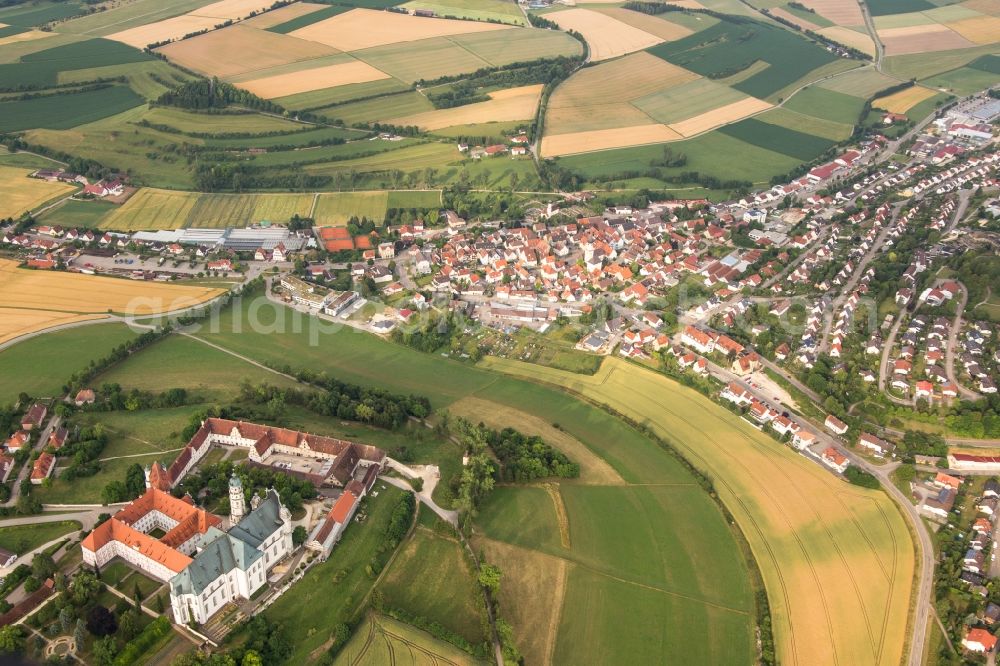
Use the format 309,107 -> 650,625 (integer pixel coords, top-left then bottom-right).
55,0 -> 211,36
878,24 -> 974,55
392,84 -> 542,131
482,356 -> 914,666
944,14 -> 1000,43
594,7 -> 700,40
757,107 -> 854,141
313,191 -> 389,224
333,614 -> 483,666
289,8 -> 510,51
0,38 -> 153,90
817,26 -> 876,55
242,1 -> 327,29
632,77 -> 751,125
99,189 -> 315,230
872,84 -> 938,113
784,85 -> 865,122
106,0 -> 278,48
546,7 -> 664,61
238,59 -> 390,99
0,165 -> 75,218
647,17 -> 839,99
274,77 -> 409,111
798,0 -> 864,24
542,125 -> 684,157
0,310 -> 107,348
0,258 -> 222,315
141,107 -> 302,134
669,97 -> 772,137
0,85 -> 143,132
155,25 -> 339,79
718,117 -> 835,160
401,0 -> 526,25
818,67 -> 900,98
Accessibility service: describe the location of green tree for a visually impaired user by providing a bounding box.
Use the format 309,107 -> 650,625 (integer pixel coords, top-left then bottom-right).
31,553 -> 56,580
478,563 -> 501,594
292,525 -> 308,546
241,651 -> 263,666
69,571 -> 100,606
92,635 -> 117,666
0,625 -> 23,653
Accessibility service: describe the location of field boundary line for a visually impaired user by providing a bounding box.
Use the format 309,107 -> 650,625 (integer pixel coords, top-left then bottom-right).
544,483 -> 571,549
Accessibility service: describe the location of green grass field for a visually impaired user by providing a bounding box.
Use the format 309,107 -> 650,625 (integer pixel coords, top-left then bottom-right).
401,0 -> 526,24
718,117 -> 836,161
38,199 -> 116,228
275,77 -> 411,112
818,68 -> 900,98
56,0 -> 209,36
377,518 -> 488,647
333,613 -> 483,666
0,323 -> 138,405
0,37 -> 152,89
314,190 -> 388,224
386,190 -> 442,208
266,4 -> 350,33
317,91 -> 435,125
757,107 -> 855,141
868,0 -> 934,15
141,107 -> 303,135
0,520 -> 81,555
783,85 -> 865,124
93,334 -> 303,402
0,85 -> 144,132
77,405 -> 201,460
0,0 -> 88,28
264,484 -> 407,664
559,131 -> 801,188
646,17 -> 837,99
922,65 -> 1000,95
632,78 -> 749,125
0,147 -> 60,169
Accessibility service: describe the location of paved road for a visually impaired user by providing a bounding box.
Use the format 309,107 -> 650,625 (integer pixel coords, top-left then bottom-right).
944,282 -> 982,401
1,413 -> 61,508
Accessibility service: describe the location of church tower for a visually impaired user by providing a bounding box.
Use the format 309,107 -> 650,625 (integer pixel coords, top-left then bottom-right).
229,474 -> 246,527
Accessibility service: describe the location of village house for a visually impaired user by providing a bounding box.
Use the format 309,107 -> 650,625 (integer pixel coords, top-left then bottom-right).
821,447 -> 849,473
824,414 -> 849,436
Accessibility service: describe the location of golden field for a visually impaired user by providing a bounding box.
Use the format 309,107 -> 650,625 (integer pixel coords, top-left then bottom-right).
0,166 -> 75,219
239,60 -> 390,99
817,26 -> 877,56
392,84 -> 543,131
241,2 -> 327,28
108,0 -> 275,49
879,24 -> 974,55
546,7 -> 663,61
288,8 -> 509,52
0,259 -> 224,344
872,85 -> 938,113
156,25 -> 338,79
670,96 -> 772,137
541,124 -> 683,157
481,356 -> 915,666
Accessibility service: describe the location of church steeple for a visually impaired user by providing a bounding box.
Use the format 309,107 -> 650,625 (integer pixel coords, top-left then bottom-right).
229,474 -> 245,526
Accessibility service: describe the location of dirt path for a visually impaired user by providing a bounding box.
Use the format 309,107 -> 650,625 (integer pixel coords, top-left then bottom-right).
544,483 -> 571,549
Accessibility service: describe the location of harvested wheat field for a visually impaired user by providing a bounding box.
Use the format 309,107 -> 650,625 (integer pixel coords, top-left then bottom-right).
542,124 -> 683,157
0,166 -> 75,219
0,310 -> 107,347
242,2 -> 327,29
239,60 -> 389,98
157,25 -> 338,79
818,26 -> 876,55
392,84 -> 542,130
0,258 -> 223,318
770,7 -> 822,30
108,15 -> 223,49
289,8 -> 509,51
594,7 -> 694,41
961,0 -> 1000,15
0,29 -> 56,47
191,0 -> 273,19
799,0 -> 863,25
872,85 -> 938,113
547,8 -> 663,60
670,97 -> 772,137
482,356 -> 915,666
879,24 -> 974,55
945,15 -> 1000,44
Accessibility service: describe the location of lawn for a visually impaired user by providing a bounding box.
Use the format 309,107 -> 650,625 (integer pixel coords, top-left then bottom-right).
77,404 -> 209,459
264,484 -> 406,664
37,449 -> 180,504
0,520 -> 81,555
481,356 -> 916,666
377,518 -> 488,647
0,323 -> 138,405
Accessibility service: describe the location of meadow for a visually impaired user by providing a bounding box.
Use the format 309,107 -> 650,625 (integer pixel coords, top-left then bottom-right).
718,117 -> 836,161
0,37 -> 152,89
314,190 -> 389,224
0,165 -> 75,218
401,0 -> 526,24
0,323 -> 137,404
141,107 -> 303,134
377,517 -> 488,647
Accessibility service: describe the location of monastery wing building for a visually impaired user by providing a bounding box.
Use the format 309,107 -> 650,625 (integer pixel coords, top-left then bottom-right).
81,418 -> 385,627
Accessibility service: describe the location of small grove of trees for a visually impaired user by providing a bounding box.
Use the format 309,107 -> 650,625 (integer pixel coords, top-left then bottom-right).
101,462 -> 148,504
455,419 -> 580,482
365,492 -> 415,579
